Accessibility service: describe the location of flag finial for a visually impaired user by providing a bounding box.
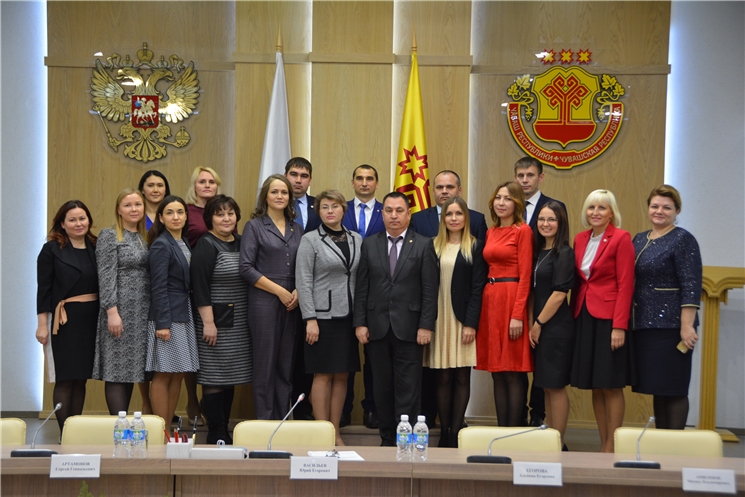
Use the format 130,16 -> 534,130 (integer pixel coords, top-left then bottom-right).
412,27 -> 417,54
276,27 -> 283,53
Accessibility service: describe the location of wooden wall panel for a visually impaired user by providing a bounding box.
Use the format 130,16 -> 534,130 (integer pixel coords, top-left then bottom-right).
44,1 -> 236,416
234,1 -> 311,217
469,1 -> 669,426
310,64 -> 393,199
392,2 -> 472,197
43,0 -> 669,428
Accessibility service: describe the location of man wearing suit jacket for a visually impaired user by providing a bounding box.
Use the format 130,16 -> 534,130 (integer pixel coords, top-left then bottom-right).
284,157 -> 318,418
409,170 -> 488,242
408,169 -> 487,427
514,156 -> 568,427
341,164 -> 385,430
354,192 -> 439,446
285,157 -> 322,232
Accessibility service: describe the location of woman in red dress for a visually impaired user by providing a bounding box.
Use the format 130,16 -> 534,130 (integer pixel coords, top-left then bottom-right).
476,181 -> 533,426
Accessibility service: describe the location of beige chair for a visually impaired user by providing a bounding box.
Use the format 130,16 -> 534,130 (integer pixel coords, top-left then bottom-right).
458,426 -> 562,452
614,428 -> 722,458
61,415 -> 166,445
0,418 -> 27,445
232,420 -> 335,448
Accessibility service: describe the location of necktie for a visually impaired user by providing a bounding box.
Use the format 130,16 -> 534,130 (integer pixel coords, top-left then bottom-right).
358,204 -> 367,238
295,198 -> 304,228
388,236 -> 402,276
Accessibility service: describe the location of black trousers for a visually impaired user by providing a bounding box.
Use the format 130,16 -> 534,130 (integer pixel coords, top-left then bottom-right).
366,329 -> 423,445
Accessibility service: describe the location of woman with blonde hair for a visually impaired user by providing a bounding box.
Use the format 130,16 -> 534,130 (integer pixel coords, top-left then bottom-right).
571,189 -> 634,452
184,166 -> 222,424
185,166 -> 222,248
93,188 -> 151,414
476,181 -> 533,427
425,196 -> 486,446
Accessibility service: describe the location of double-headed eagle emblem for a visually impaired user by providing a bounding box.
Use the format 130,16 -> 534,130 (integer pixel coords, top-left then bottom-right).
91,43 -> 199,163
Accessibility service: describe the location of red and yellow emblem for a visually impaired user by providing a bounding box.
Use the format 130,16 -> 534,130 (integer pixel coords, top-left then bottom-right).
506,65 -> 625,169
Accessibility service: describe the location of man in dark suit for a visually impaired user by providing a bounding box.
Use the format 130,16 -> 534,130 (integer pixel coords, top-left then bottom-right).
409,170 -> 488,242
341,164 -> 384,430
354,192 -> 439,446
285,157 -> 321,232
284,157 -> 317,418
513,156 -> 568,427
408,169 -> 487,427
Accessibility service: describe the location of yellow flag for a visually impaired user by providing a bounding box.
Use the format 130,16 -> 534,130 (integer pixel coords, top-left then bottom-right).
395,52 -> 431,214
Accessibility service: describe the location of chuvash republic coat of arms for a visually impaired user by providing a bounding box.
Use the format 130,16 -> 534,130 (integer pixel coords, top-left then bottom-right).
91,43 -> 199,163
506,49 -> 625,169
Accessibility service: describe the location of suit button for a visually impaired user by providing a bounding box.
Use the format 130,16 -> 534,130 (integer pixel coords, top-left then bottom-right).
286,262 -> 290,266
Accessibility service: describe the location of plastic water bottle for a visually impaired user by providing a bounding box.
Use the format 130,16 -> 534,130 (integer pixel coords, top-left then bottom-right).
413,415 -> 429,462
130,411 -> 148,458
113,411 -> 131,457
395,414 -> 412,462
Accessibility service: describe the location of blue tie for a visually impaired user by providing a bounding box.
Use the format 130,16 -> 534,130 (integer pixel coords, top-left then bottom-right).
295,198 -> 304,228
358,203 -> 367,238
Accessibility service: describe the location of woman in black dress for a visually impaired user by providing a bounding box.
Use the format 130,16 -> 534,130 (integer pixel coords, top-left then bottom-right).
632,185 -> 702,429
296,190 -> 361,446
36,200 -> 99,433
528,201 -> 574,447
191,195 -> 251,444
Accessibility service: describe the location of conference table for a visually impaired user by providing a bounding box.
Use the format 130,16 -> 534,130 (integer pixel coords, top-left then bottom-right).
2,445 -> 743,496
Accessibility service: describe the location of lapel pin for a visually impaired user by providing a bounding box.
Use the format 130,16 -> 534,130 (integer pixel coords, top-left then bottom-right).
603,238 -> 607,242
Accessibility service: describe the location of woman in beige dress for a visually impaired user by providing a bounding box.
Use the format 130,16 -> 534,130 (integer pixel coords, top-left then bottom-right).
424,197 -> 487,447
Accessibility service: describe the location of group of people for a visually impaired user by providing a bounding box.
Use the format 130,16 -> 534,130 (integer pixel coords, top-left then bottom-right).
36,156 -> 702,452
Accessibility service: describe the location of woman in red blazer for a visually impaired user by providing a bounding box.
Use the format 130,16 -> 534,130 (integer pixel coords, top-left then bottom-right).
570,189 -> 634,453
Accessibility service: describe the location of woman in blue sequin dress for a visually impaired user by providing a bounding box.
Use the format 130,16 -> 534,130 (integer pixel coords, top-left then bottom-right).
632,185 -> 702,430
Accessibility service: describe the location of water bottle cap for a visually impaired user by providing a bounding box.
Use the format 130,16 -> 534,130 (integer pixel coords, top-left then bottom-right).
400,414 -> 409,421
118,411 -> 127,417
133,411 -> 142,417
417,415 -> 426,422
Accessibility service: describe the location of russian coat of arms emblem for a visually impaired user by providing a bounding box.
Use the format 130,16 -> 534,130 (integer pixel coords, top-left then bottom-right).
506,51 -> 625,169
90,43 -> 199,163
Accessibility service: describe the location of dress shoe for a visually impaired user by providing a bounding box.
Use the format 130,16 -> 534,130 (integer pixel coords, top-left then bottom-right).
529,416 -> 544,427
363,410 -> 379,429
294,412 -> 315,421
562,443 -> 569,452
339,412 -> 351,428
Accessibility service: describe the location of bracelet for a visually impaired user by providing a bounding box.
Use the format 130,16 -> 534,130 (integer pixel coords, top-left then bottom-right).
535,317 -> 545,326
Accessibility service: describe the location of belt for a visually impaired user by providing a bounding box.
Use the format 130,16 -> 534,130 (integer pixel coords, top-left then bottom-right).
53,293 -> 98,334
487,277 -> 519,284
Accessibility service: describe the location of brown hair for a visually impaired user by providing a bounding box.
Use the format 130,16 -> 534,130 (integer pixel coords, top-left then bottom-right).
314,190 -> 348,214
203,194 -> 242,230
252,174 -> 296,220
48,200 -> 97,248
647,184 -> 682,212
487,181 -> 525,227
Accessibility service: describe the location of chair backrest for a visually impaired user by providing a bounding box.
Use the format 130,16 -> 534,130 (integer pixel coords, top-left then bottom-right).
0,418 -> 27,445
61,415 -> 166,445
458,426 -> 562,452
614,428 -> 722,458
232,420 -> 335,448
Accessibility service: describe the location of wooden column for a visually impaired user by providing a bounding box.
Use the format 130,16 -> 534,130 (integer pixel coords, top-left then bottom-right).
698,266 -> 745,441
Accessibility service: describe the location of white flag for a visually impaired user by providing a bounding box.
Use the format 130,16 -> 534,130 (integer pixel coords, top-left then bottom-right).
258,51 -> 291,194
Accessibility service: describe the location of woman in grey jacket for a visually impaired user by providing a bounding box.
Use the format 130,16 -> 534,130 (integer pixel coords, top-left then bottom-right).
296,190 -> 362,446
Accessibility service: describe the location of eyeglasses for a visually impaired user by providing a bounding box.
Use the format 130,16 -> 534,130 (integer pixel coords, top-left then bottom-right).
320,204 -> 342,211
536,217 -> 558,223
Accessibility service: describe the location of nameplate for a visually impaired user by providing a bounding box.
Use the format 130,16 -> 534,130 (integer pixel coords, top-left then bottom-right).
49,454 -> 101,478
682,468 -> 736,494
513,462 -> 562,486
290,456 -> 338,480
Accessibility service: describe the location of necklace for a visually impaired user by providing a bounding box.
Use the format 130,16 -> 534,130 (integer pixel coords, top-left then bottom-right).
533,249 -> 551,288
533,249 -> 551,287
